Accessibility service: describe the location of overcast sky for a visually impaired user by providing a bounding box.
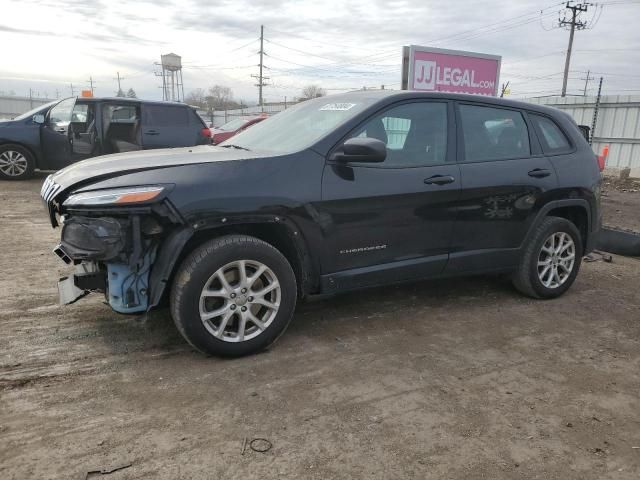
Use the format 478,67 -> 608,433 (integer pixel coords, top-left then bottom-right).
1,0 -> 639,103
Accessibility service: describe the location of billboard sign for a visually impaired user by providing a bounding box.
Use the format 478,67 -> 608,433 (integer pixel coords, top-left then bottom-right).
402,45 -> 501,96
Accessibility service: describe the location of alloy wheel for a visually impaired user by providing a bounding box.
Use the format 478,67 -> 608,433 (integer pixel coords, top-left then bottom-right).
0,150 -> 28,177
199,260 -> 281,342
537,232 -> 576,289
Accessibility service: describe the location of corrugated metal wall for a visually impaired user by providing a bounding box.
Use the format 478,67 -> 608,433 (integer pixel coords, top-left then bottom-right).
525,95 -> 640,171
0,95 -> 54,120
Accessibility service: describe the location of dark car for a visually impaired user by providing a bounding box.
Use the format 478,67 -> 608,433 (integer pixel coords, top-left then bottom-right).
41,90 -> 602,357
211,115 -> 267,145
0,97 -> 211,180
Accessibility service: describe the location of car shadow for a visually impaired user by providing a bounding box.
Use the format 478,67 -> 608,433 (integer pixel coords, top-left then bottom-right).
87,273 -> 518,358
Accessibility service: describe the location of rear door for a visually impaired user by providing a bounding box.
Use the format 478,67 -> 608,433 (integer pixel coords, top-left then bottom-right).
319,100 -> 461,290
446,102 -> 558,274
141,104 -> 199,149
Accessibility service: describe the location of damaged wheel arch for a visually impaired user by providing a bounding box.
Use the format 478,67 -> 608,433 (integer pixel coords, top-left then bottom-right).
147,217 -> 317,310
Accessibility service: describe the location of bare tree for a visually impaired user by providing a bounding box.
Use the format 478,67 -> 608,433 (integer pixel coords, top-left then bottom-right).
301,85 -> 326,100
186,85 -> 240,110
207,85 -> 237,109
185,88 -> 208,109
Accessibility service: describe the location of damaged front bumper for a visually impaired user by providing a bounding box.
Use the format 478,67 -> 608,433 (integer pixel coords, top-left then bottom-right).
55,215 -> 157,314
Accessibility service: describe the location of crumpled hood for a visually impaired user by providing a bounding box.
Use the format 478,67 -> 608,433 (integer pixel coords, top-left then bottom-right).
49,145 -> 262,192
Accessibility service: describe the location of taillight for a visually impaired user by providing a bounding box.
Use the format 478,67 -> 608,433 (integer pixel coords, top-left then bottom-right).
200,127 -> 212,138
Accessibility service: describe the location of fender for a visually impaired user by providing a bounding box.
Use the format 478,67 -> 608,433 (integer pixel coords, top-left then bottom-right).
520,198 -> 593,251
148,226 -> 194,309
147,214 -> 316,309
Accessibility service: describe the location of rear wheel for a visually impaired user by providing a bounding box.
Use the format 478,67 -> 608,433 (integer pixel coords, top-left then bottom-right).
513,216 -> 583,299
170,235 -> 297,357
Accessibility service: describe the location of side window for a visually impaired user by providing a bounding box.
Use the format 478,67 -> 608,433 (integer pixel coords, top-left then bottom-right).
143,105 -> 189,127
48,97 -> 76,129
105,105 -> 139,123
350,102 -> 448,167
530,114 -> 571,153
459,104 -> 530,162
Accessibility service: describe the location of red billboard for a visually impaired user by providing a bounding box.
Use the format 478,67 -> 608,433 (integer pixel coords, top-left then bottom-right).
402,46 -> 501,96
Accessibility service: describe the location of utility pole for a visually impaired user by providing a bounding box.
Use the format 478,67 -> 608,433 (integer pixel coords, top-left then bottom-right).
589,76 -> 603,146
114,72 -> 125,95
87,76 -> 95,95
69,83 -> 75,96
581,69 -> 594,96
500,81 -> 510,98
559,2 -> 591,97
29,88 -> 33,109
251,25 -> 269,111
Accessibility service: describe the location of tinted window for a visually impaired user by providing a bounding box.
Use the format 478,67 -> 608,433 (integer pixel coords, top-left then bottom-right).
105,104 -> 138,123
459,105 -> 530,162
531,114 -> 571,153
350,102 -> 448,167
143,105 -> 189,126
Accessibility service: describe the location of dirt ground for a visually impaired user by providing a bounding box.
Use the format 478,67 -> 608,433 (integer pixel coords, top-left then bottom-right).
1,174 -> 639,480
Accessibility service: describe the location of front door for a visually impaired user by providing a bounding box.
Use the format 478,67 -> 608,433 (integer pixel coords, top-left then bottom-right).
318,100 -> 460,291
447,102 -> 558,274
40,97 -> 76,169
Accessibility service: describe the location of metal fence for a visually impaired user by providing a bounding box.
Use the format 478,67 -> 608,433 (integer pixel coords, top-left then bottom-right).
525,95 -> 640,174
197,102 -> 298,128
0,95 -> 54,120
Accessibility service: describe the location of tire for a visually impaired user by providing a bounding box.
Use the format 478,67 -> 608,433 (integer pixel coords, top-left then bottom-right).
513,216 -> 583,299
0,144 -> 35,180
170,235 -> 297,357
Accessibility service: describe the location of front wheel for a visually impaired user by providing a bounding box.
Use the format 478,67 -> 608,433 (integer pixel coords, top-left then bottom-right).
170,235 -> 297,357
513,216 -> 583,299
0,144 -> 35,180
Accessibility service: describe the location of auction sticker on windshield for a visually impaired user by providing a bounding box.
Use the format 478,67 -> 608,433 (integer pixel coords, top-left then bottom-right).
320,103 -> 357,111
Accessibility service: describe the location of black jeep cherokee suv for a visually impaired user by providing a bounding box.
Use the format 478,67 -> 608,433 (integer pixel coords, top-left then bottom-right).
41,91 -> 602,357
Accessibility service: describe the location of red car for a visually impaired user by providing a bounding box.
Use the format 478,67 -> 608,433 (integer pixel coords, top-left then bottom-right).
211,115 -> 267,144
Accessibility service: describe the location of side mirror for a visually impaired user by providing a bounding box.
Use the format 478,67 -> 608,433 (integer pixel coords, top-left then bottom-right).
333,137 -> 386,163
32,114 -> 45,124
578,125 -> 590,142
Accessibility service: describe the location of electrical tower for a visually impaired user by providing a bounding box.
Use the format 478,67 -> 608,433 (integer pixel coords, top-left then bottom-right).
559,2 -> 592,97
251,25 -> 269,110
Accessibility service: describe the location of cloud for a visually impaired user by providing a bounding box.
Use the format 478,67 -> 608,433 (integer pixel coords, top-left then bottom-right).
1,0 -> 639,101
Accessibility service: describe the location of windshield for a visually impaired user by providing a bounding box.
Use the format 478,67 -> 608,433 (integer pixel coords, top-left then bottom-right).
219,118 -> 249,131
220,96 -> 373,153
12,99 -> 61,121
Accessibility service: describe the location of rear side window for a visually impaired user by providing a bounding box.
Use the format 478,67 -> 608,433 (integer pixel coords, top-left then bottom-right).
459,104 -> 530,162
530,114 -> 571,153
143,105 -> 189,126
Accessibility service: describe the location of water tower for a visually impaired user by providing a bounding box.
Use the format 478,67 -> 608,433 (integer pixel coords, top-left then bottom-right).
159,53 -> 184,102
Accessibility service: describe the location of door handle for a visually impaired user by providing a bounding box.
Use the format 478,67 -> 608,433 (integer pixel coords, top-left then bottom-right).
528,168 -> 551,178
424,174 -> 455,185
144,130 -> 160,135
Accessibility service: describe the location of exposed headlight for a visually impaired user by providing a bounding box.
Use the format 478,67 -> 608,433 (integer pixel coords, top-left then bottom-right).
63,186 -> 165,207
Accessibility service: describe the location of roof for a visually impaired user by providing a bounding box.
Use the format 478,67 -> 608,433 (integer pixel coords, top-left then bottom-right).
73,96 -> 193,107
321,90 -> 564,116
